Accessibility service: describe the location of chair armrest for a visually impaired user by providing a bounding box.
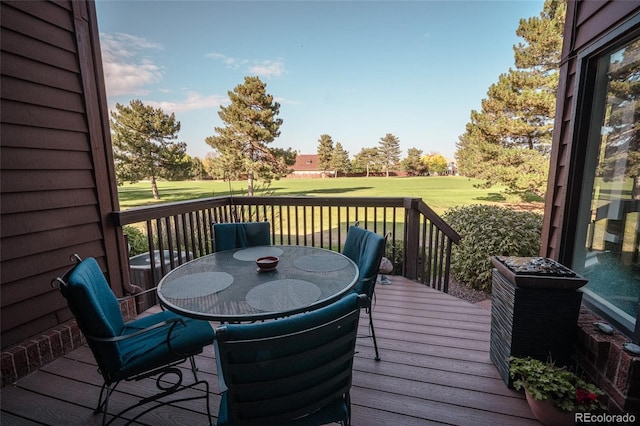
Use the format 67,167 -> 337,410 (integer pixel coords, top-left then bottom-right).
117,286 -> 167,311
84,317 -> 186,343
361,274 -> 378,283
357,293 -> 371,309
117,286 -> 157,302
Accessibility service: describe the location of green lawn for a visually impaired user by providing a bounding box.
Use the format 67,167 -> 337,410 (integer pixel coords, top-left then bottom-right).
117,176 -> 517,215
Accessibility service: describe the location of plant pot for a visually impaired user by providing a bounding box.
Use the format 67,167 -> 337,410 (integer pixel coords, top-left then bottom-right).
525,389 -> 574,426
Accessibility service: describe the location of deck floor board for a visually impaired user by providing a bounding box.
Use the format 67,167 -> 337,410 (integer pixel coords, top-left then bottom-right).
1,276 -> 539,425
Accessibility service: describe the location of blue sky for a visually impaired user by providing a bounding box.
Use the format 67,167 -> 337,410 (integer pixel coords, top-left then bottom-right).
95,0 -> 545,160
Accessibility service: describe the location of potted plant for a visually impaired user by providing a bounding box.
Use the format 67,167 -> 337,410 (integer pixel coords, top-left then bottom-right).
509,356 -> 605,425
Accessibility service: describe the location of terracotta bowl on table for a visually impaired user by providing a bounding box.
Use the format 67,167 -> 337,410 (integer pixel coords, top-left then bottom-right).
256,256 -> 279,271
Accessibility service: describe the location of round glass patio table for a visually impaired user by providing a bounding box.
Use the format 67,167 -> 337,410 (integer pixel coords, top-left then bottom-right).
157,245 -> 359,322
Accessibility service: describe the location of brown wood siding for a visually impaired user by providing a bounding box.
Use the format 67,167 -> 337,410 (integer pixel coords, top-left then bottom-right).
0,1 -> 124,349
541,0 -> 640,261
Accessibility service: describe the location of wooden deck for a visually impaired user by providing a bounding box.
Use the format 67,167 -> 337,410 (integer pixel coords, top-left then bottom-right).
0,277 -> 539,425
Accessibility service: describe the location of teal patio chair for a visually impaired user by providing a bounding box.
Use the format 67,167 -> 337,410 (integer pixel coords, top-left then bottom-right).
53,255 -> 215,425
214,293 -> 369,426
342,224 -> 386,361
212,221 -> 271,252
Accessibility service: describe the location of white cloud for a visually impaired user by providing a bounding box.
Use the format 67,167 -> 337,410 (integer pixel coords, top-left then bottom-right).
275,97 -> 300,105
100,32 -> 164,96
146,92 -> 228,113
207,52 -> 286,78
205,52 -> 247,68
249,60 -> 286,78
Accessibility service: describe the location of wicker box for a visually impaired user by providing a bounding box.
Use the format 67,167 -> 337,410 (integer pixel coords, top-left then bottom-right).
129,250 -> 183,312
489,257 -> 587,387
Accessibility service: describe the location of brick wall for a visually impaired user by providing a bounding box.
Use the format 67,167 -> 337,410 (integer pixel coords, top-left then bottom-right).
575,308 -> 640,414
0,297 -> 137,388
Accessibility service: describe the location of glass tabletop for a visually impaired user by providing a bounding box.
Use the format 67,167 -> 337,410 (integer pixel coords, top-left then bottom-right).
157,245 -> 359,321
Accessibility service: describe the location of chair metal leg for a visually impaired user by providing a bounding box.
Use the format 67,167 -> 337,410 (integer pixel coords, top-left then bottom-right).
94,381 -> 117,426
344,393 -> 352,426
368,309 -> 380,361
94,361 -> 212,425
189,354 -> 200,381
95,382 -> 108,415
189,355 -> 212,422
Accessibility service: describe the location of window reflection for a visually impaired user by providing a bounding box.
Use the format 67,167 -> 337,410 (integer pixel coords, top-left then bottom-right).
582,36 -> 640,326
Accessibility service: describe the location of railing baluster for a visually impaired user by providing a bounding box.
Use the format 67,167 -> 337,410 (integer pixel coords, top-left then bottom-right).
204,208 -> 212,254
114,195 -> 460,293
319,206 -> 324,249
328,206 -> 333,250
269,205 -> 276,245
437,230 -> 446,290
189,210 -> 205,260
391,207 -> 397,273
381,207 -> 386,238
429,221 -> 436,286
146,220 -> 155,265
345,206 -> 350,232
443,238 -> 452,293
302,205 -> 308,246
162,217 -> 173,273
294,205 -> 300,246
434,228 -> 441,288
373,207 -> 378,234
153,218 -> 164,284
285,205 -> 291,245
278,205 -> 284,245
404,199 -> 420,280
337,206 -> 342,252
186,212 -> 193,259
174,215 -> 181,267
311,206 -> 316,247
419,215 -> 427,284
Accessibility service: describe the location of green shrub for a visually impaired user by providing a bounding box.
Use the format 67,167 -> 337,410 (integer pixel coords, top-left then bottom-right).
385,239 -> 404,275
443,205 -> 543,291
123,225 -> 149,256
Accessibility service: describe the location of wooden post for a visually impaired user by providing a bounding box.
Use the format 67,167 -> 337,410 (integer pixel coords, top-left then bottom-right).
404,198 -> 420,280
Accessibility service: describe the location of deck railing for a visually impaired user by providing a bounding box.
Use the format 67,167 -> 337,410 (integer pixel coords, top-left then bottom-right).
113,196 -> 460,293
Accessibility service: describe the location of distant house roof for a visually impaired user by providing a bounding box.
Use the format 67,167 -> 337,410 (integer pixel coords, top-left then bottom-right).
292,154 -> 319,171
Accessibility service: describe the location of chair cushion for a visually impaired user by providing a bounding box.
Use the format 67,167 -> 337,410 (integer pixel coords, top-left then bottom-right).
64,258 -> 125,337
214,222 -> 271,251
112,310 -> 214,379
342,226 -> 386,296
221,292 -> 358,342
215,293 -> 361,426
216,392 -> 348,426
60,257 -> 214,382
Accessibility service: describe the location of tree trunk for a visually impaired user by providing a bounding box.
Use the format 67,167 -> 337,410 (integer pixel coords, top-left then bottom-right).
247,172 -> 254,196
150,176 -> 160,200
633,175 -> 640,200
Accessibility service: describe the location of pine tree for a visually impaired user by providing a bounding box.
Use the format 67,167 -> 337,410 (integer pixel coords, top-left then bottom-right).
330,143 -> 350,177
316,134 -> 334,178
401,148 -> 427,176
352,148 -> 381,177
455,0 -> 566,198
378,133 -> 402,177
206,76 -> 295,195
110,99 -> 187,200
